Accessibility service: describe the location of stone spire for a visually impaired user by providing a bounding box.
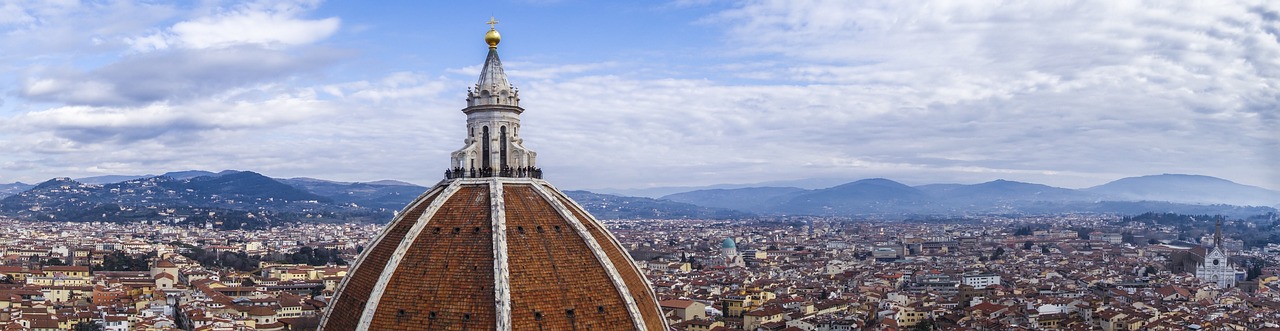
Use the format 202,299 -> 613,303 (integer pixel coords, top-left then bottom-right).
448,19 -> 538,179
469,49 -> 517,107
470,17 -> 517,109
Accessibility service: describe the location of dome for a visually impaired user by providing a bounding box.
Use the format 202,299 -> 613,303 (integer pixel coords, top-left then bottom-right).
320,179 -> 666,330
318,21 -> 666,331
722,238 -> 736,249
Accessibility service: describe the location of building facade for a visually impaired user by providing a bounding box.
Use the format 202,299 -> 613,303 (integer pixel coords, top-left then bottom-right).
1196,220 -> 1237,289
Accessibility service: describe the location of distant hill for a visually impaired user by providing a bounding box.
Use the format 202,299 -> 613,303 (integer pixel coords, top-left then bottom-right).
592,177 -> 856,198
0,172 -> 389,228
563,190 -> 751,220
279,178 -> 428,211
1086,174 -> 1280,207
364,180 -> 420,186
161,170 -> 223,180
0,170 -> 749,225
185,171 -> 329,202
0,182 -> 32,198
917,179 -> 1098,202
4,171 -> 1276,223
664,176 -> 1276,218
75,175 -> 151,185
774,178 -> 932,215
661,187 -> 804,212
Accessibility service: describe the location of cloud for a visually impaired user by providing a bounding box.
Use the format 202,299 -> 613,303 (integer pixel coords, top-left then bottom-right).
4,87 -> 338,146
126,0 -> 340,51
0,1 -> 179,60
0,2 -> 36,26
0,1 -> 1275,191
609,0 -> 1280,189
20,45 -> 348,106
0,70 -> 463,184
8,0 -> 346,107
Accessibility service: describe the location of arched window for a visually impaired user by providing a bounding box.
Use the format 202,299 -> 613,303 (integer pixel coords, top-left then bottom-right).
500,126 -> 509,170
482,126 -> 490,171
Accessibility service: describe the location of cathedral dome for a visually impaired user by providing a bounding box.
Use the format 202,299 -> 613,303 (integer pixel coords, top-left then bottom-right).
319,179 -> 665,330
318,21 -> 666,331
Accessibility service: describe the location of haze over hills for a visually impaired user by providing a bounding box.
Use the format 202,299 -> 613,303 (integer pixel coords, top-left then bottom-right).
660,187 -> 806,213
277,177 -> 429,211
0,182 -> 32,198
915,179 -> 1098,203
592,177 -> 856,198
774,178 -> 933,215
1,171 -> 1275,223
561,190 -> 751,220
75,175 -> 152,185
0,170 -> 753,225
1085,174 -> 1280,207
0,171 -> 359,227
662,175 -> 1280,218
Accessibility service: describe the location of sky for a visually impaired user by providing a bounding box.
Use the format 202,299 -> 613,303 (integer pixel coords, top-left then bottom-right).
0,0 -> 1276,192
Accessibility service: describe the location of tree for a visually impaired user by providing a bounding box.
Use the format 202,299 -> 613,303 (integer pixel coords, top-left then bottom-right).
279,247 -> 347,266
1121,231 -> 1135,244
1246,260 -> 1266,281
310,283 -> 326,297
912,319 -> 935,331
1041,245 -> 1051,254
73,322 -> 103,331
1072,227 -> 1094,240
991,247 -> 1005,260
44,258 -> 65,266
95,251 -> 152,271
1023,241 -> 1034,250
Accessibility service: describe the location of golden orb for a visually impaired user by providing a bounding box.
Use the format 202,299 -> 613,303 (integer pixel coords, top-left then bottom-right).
485,29 -> 501,48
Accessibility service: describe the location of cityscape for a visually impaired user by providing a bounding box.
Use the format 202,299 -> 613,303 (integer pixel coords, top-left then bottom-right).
0,213 -> 1278,330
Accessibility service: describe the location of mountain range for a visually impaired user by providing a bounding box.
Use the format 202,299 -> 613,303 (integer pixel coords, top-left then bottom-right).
0,170 -> 735,227
661,175 -> 1279,218
0,171 -> 1276,225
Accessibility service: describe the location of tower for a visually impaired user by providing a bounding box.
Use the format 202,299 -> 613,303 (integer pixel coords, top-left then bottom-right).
448,18 -> 536,179
318,21 -> 667,331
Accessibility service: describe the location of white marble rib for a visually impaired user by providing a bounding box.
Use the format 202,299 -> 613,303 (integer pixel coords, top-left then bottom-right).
528,180 -> 648,331
318,184 -> 444,330
490,179 -> 513,331
539,180 -> 668,330
354,180 -> 463,331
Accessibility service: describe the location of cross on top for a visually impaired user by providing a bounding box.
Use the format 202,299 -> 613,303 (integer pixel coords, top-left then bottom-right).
487,17 -> 499,30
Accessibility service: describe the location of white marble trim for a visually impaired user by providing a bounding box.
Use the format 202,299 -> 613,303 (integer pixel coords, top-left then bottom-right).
318,184 -> 444,330
490,179 -> 513,331
354,181 -> 464,331
537,180 -> 668,330
529,182 -> 648,331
